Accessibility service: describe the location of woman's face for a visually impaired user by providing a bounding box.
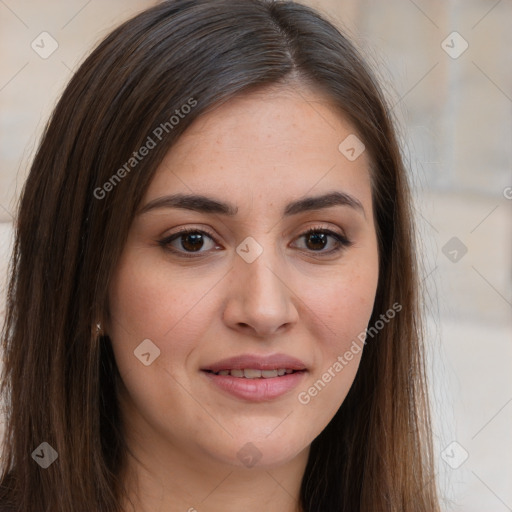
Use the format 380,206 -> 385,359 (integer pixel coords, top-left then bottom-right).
107,85 -> 379,471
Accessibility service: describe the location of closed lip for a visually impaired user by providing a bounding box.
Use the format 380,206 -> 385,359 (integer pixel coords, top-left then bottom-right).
201,353 -> 308,373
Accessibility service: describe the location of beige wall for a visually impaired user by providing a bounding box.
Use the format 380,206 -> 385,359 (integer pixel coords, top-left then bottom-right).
1,1 -> 511,510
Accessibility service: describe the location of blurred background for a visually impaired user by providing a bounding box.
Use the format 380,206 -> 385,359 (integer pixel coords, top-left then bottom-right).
0,0 -> 511,510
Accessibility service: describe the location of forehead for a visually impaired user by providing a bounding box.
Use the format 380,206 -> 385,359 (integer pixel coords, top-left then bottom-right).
144,84 -> 373,215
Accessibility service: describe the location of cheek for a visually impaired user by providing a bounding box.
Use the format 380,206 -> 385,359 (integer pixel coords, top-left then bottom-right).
295,283 -> 377,424
108,250 -> 214,342
105,252 -> 214,425
296,248 -> 379,411
326,275 -> 375,322
106,254 -> 182,389
310,257 -> 379,352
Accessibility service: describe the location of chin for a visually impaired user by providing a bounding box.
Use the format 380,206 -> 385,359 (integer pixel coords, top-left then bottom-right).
202,432 -> 309,470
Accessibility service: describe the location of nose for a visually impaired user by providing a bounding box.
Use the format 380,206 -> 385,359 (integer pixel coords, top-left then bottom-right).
222,247 -> 299,338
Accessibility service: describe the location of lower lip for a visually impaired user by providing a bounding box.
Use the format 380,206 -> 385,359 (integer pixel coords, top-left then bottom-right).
202,370 -> 307,402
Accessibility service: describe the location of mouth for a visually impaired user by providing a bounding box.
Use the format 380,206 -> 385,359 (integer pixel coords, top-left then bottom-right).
204,368 -> 304,378
201,354 -> 308,402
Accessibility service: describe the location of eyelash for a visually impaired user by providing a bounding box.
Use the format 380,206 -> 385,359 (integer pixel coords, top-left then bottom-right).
157,226 -> 353,259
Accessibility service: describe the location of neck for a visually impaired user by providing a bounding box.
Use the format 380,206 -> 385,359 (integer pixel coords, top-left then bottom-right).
117,394 -> 309,512
119,432 -> 308,512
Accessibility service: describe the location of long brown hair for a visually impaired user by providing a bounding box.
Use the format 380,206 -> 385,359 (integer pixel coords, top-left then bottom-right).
0,1 -> 439,510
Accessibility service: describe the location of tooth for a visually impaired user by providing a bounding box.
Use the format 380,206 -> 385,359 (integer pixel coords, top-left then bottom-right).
261,369 -> 278,378
231,369 -> 244,377
244,369 -> 262,379
277,369 -> 286,376
217,370 -> 230,376
285,369 -> 294,374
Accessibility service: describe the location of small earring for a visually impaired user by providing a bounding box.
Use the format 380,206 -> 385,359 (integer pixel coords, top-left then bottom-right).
96,322 -> 103,335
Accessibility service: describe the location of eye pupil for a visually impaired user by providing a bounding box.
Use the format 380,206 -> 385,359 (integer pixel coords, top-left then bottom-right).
181,233 -> 204,252
306,232 -> 327,251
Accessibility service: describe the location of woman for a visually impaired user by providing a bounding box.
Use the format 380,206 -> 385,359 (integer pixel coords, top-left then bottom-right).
0,0 -> 440,510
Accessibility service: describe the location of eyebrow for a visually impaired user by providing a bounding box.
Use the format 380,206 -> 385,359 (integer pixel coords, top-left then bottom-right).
137,191 -> 365,218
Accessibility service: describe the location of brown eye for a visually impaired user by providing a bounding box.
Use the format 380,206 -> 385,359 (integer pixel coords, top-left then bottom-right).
179,232 -> 206,252
158,228 -> 220,257
294,227 -> 352,255
158,226 -> 352,259
304,231 -> 328,251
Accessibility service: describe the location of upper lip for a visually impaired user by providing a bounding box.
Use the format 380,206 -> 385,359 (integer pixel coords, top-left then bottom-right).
201,353 -> 307,373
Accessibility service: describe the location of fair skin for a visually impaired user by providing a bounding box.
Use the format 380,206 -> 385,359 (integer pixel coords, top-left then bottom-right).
107,83 -> 379,512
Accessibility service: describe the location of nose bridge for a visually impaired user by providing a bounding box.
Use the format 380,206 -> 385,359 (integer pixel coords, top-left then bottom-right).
242,250 -> 284,303
226,235 -> 298,336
